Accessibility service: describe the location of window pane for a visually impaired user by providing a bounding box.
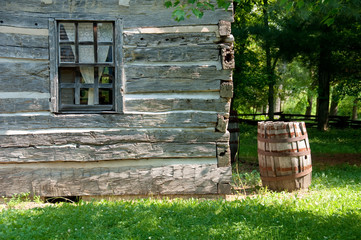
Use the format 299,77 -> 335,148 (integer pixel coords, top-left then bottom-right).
61,88 -> 74,104
98,45 -> 113,63
79,23 -> 94,42
98,23 -> 113,42
80,88 -> 95,105
60,68 -> 75,83
79,67 -> 94,84
60,45 -> 75,62
79,45 -> 94,63
59,23 -> 75,41
99,88 -> 113,105
99,67 -> 114,84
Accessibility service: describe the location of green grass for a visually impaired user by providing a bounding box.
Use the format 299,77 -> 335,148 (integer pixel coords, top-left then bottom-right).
1,125 -> 360,239
1,165 -> 361,240
237,124 -> 361,161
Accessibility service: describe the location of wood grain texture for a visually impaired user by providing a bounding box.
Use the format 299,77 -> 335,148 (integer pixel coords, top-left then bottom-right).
0,11 -> 49,29
126,78 -> 220,94
257,121 -> 312,191
48,18 -> 58,113
0,32 -> 48,48
0,45 -> 48,60
1,2 -> 232,28
0,142 -> 216,163
0,112 -> 218,130
124,98 -> 230,113
124,65 -> 232,81
0,129 -> 229,147
0,98 -> 49,113
220,82 -> 233,98
124,46 -> 220,63
0,60 -> 49,92
0,163 -> 232,197
124,32 -> 218,47
217,143 -> 231,167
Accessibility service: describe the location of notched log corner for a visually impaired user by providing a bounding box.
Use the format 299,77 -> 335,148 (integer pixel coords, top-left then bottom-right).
220,81 -> 233,99
216,114 -> 229,133
218,182 -> 232,194
219,20 -> 231,37
221,44 -> 235,70
217,143 -> 231,167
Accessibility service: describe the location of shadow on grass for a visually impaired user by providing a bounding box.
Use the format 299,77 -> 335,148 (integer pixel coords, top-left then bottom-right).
1,186 -> 361,240
1,165 -> 361,239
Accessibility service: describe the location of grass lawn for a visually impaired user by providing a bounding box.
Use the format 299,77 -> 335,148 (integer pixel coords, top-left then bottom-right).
1,165 -> 361,239
1,125 -> 361,239
237,124 -> 361,163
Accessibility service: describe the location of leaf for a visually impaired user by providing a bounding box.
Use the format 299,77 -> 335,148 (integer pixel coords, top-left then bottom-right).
164,1 -> 172,8
172,9 -> 186,22
173,0 -> 180,7
296,0 -> 304,9
217,0 -> 231,10
192,8 -> 204,19
204,2 -> 215,10
323,17 -> 335,26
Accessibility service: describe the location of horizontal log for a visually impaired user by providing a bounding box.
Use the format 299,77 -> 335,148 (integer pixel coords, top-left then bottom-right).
0,128 -> 229,147
0,32 -> 48,48
122,9 -> 233,28
123,32 -> 218,47
124,65 -> 232,81
126,78 -> 220,93
0,11 -> 49,29
124,46 -> 220,63
0,60 -> 49,92
124,25 -> 219,34
0,45 -> 48,60
0,163 -> 232,197
1,5 -> 232,28
124,98 -> 231,113
0,98 -> 50,113
0,112 -> 218,130
0,142 -> 216,163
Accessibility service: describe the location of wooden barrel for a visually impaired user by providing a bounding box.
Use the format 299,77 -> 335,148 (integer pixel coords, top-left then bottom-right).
257,121 -> 312,191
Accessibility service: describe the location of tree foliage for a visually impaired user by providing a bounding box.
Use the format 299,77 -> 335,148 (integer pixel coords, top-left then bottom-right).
164,0 -> 361,125
164,0 -> 233,21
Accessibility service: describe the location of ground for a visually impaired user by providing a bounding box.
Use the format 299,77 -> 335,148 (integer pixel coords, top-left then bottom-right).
312,153 -> 361,167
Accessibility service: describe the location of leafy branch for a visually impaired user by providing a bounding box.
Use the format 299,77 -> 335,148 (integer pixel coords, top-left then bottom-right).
164,0 -> 235,21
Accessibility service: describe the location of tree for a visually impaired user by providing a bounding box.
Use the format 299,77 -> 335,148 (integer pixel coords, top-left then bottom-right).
274,0 -> 361,130
165,0 -> 361,129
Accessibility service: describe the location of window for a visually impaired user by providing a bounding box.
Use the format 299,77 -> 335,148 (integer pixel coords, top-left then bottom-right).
56,21 -> 116,112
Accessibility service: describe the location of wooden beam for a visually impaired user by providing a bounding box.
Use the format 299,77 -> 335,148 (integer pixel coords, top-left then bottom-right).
0,163 -> 232,197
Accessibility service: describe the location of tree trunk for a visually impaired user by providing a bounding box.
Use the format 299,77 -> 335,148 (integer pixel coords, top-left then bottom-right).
330,88 -> 342,116
263,0 -> 274,120
305,95 -> 313,119
352,99 -> 358,120
317,43 -> 331,131
329,99 -> 338,116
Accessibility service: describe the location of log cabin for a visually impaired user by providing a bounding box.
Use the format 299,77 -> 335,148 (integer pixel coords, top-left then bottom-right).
0,0 -> 235,198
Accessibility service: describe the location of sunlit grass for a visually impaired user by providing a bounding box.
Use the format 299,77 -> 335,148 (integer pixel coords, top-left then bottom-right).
1,165 -> 361,240
237,124 -> 361,161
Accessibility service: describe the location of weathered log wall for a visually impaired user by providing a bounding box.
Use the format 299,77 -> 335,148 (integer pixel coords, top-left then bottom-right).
0,0 -> 234,197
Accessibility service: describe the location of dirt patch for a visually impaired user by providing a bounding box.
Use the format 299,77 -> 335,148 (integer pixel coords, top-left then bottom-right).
237,153 -> 361,171
0,202 -> 52,211
312,153 -> 361,167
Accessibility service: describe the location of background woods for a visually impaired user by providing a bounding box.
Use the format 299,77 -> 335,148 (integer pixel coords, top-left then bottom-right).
167,0 -> 361,130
